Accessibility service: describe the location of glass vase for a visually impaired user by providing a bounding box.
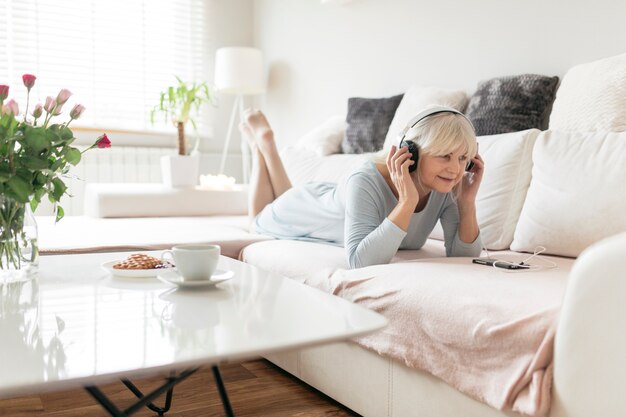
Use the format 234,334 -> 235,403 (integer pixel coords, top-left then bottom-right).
0,196 -> 39,283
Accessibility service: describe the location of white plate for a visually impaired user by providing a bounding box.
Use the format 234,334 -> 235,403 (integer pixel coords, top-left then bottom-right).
101,261 -> 172,278
157,269 -> 234,288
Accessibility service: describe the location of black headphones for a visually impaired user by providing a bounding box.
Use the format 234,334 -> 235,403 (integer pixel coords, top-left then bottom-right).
398,105 -> 475,173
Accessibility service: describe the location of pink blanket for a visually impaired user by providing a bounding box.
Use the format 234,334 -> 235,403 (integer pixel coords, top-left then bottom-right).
309,256 -> 572,416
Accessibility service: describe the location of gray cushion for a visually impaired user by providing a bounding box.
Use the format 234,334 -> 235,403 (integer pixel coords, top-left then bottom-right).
342,94 -> 403,154
466,74 -> 559,135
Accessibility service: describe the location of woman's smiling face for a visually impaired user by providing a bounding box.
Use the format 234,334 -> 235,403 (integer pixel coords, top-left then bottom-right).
417,150 -> 469,193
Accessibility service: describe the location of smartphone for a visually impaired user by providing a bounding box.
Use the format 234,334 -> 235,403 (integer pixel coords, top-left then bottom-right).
472,258 -> 529,270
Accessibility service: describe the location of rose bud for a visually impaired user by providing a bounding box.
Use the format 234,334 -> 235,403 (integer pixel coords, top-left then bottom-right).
22,74 -> 36,90
56,89 -> 72,105
0,85 -> 8,102
32,103 -> 43,119
2,99 -> 19,116
52,102 -> 64,116
69,104 -> 86,120
44,96 -> 56,113
96,133 -> 112,148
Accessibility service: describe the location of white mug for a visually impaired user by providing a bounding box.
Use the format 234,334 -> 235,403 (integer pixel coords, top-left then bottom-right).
161,244 -> 220,281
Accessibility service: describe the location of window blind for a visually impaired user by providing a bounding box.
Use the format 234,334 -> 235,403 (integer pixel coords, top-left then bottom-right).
0,0 -> 211,135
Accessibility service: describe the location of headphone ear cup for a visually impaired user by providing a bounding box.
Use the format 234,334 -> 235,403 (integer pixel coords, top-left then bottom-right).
400,140 -> 419,173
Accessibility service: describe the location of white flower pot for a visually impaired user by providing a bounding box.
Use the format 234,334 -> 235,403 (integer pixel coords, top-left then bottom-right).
160,155 -> 200,187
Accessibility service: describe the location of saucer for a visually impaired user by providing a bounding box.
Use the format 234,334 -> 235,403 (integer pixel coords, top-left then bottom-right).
157,269 -> 234,288
101,261 -> 172,278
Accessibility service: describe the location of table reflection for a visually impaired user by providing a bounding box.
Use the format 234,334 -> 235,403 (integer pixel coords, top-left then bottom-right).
0,278 -> 68,383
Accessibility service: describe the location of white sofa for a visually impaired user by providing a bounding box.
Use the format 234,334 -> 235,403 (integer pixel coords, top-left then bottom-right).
235,124 -> 626,417
36,53 -> 626,416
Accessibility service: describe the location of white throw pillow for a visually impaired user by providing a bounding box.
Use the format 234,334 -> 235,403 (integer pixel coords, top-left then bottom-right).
294,115 -> 347,156
511,130 -> 626,257
281,146 -> 371,186
549,53 -> 626,132
430,129 -> 540,250
383,85 -> 468,149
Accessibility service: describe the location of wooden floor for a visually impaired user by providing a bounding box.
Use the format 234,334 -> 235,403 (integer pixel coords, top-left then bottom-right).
0,359 -> 359,416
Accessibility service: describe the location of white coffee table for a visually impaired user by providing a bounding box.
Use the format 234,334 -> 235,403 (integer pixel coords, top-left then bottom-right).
0,251 -> 386,416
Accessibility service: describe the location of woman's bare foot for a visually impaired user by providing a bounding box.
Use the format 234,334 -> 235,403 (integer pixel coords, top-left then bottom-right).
243,109 -> 276,155
239,122 -> 257,151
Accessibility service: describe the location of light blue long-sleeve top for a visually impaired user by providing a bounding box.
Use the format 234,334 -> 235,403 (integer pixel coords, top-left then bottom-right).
254,160 -> 482,268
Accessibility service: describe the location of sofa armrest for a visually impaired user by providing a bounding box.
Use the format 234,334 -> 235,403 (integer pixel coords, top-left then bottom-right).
552,231 -> 626,417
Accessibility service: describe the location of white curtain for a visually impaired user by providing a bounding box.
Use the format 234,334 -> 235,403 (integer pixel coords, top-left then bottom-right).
0,0 -> 210,134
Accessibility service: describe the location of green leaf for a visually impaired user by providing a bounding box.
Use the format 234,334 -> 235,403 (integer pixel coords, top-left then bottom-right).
23,126 -> 49,152
64,148 -> 82,165
30,198 -> 39,213
55,205 -> 65,223
34,172 -> 48,186
60,126 -> 73,140
0,163 -> 11,183
6,176 -> 32,203
51,178 -> 67,201
20,155 -> 49,170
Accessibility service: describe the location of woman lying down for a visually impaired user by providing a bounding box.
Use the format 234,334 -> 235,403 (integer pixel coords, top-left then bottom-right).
244,105 -> 484,269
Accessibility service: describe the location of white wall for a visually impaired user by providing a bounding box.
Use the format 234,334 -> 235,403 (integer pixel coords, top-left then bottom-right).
253,0 -> 626,148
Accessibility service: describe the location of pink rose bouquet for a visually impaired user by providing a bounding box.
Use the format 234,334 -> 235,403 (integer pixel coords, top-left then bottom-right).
1,74 -> 111,271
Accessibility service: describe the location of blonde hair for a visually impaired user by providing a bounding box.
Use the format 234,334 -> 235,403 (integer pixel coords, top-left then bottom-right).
372,109 -> 477,192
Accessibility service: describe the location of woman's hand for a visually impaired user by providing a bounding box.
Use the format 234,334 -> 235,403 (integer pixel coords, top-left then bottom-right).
387,145 -> 419,208
458,152 -> 484,208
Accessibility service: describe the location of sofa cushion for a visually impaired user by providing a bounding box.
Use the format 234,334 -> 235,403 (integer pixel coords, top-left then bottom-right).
549,53 -> 626,132
37,215 -> 268,259
342,94 -> 403,154
511,130 -> 626,257
295,115 -> 346,156
466,74 -> 559,135
382,85 -> 468,150
241,239 -> 448,284
430,129 -> 540,250
281,146 -> 372,186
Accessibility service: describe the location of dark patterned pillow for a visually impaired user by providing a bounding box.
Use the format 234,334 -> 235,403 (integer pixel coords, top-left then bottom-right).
342,94 -> 403,154
466,74 -> 559,135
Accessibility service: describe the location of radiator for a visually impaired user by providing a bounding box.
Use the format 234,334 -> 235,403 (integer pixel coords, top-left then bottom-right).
36,147 -> 173,216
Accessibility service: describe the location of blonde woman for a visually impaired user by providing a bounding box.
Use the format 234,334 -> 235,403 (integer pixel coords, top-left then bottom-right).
243,105 -> 484,269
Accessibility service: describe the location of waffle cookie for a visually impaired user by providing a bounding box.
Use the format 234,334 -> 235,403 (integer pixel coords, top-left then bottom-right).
112,253 -> 164,270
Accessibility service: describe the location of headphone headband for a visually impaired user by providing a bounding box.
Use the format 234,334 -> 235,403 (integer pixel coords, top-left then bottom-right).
398,105 -> 472,141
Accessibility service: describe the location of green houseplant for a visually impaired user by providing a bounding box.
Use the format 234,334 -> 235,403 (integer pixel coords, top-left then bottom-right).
150,76 -> 212,156
0,74 -> 110,280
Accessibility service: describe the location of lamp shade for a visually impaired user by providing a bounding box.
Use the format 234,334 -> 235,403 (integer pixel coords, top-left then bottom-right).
214,47 -> 265,95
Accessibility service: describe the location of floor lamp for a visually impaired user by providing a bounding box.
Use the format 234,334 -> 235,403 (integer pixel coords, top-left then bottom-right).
214,47 -> 265,184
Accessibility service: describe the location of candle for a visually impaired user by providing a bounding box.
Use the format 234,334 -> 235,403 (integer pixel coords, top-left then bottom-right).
198,174 -> 237,190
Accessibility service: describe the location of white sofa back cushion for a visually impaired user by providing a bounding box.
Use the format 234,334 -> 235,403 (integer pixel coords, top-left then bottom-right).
549,53 -> 626,132
382,85 -> 468,150
281,146 -> 372,186
511,130 -> 626,257
294,115 -> 347,156
430,129 -> 540,250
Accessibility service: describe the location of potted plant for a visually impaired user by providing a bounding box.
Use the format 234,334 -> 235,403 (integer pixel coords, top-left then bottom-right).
151,77 -> 212,187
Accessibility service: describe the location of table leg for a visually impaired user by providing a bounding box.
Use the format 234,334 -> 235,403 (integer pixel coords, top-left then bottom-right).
212,365 -> 235,417
84,367 -> 197,416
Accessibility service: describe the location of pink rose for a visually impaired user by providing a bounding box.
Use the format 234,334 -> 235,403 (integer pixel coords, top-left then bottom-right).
96,133 -> 111,149
32,103 -> 43,119
0,85 -> 8,102
44,96 -> 56,114
53,102 -> 64,116
2,99 -> 19,116
22,74 -> 36,90
69,104 -> 86,120
56,89 -> 72,105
